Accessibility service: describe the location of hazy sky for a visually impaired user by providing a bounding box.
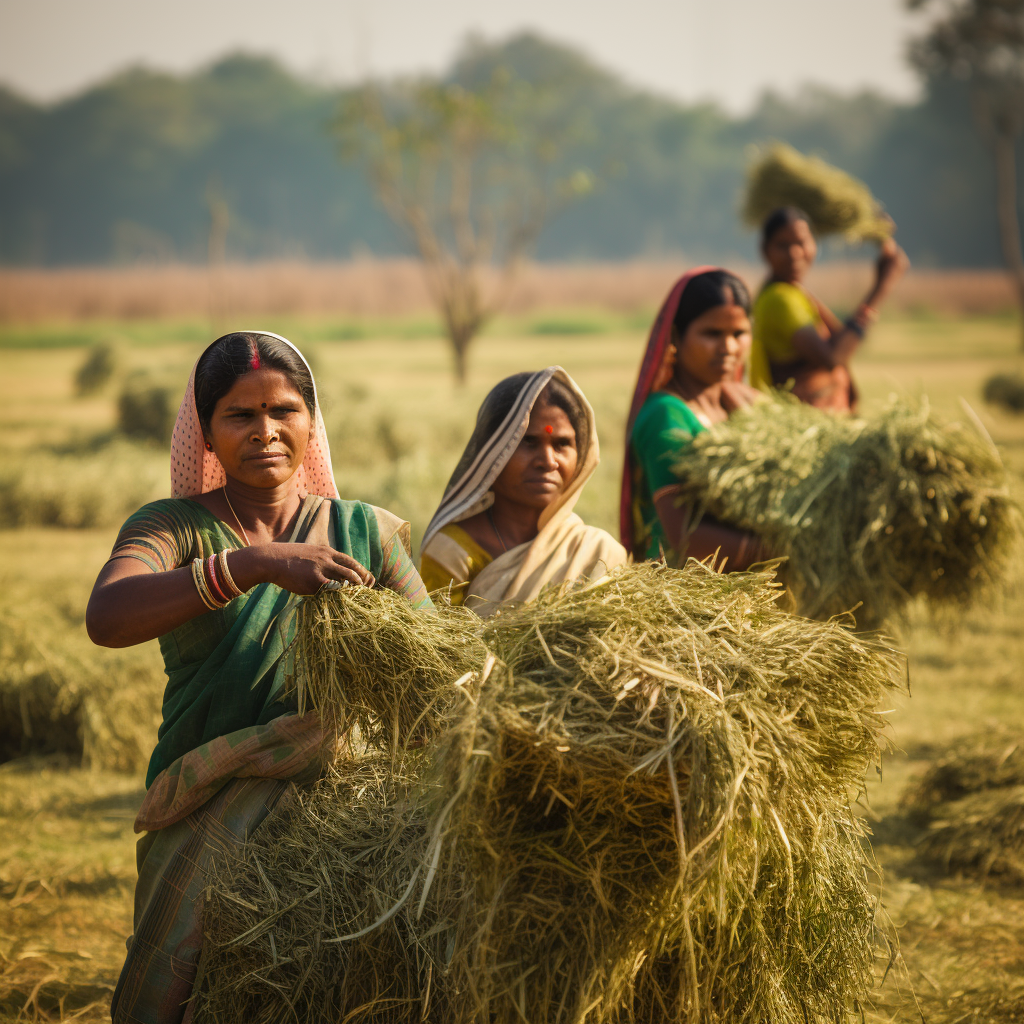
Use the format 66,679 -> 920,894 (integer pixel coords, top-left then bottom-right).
0,0 -> 928,112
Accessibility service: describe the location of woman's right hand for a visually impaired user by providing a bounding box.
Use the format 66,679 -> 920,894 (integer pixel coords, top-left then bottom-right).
230,543 -> 374,596
875,237 -> 909,288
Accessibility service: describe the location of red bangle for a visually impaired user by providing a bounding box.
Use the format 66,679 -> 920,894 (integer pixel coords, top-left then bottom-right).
205,554 -> 230,605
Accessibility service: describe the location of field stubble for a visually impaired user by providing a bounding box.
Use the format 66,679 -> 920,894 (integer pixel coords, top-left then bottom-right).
1,310 -> 1024,1021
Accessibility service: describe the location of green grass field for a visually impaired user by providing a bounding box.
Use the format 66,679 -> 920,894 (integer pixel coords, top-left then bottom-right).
2,314 -> 1024,1021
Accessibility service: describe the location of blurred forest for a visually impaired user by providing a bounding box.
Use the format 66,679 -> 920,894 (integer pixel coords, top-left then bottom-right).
0,32 -> 1004,268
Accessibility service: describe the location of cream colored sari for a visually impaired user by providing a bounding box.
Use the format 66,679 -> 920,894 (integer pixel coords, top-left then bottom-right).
420,367 -> 627,615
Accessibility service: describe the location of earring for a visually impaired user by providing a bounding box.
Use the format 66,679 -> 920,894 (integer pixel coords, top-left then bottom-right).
205,441 -> 213,451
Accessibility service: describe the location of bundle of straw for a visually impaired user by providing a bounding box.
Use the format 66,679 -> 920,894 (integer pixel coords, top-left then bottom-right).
902,732 -> 1024,885
742,143 -> 892,242
197,562 -> 904,1024
671,395 -> 1020,630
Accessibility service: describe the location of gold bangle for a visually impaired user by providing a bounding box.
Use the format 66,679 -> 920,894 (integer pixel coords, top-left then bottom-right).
217,549 -> 245,598
191,557 -> 219,611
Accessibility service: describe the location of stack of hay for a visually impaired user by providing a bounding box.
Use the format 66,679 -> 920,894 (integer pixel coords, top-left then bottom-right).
195,562 -> 904,1024
742,142 -> 891,242
671,395 -> 1021,631
902,732 -> 1024,885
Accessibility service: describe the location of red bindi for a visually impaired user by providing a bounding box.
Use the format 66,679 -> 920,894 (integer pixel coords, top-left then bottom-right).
545,424 -> 553,434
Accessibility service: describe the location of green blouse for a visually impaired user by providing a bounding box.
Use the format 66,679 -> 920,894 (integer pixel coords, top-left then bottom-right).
109,496 -> 431,786
630,391 -> 708,561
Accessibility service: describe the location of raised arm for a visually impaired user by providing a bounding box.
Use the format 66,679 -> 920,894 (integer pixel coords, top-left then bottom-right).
791,238 -> 909,369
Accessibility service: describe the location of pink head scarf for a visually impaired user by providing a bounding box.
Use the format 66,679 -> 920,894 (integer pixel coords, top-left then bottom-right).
169,331 -> 339,500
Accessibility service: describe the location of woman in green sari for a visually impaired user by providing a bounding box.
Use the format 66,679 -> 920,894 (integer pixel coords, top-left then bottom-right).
622,268 -> 768,569
87,331 -> 430,1024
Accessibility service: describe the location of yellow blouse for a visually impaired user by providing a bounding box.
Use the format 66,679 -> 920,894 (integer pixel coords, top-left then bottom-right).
750,281 -> 822,391
418,523 -> 493,606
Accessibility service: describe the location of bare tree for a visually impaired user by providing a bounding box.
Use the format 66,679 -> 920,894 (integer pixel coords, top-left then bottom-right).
910,0 -> 1024,341
336,73 -> 592,383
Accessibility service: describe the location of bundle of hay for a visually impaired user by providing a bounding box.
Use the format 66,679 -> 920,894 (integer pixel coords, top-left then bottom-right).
983,371 -> 1024,414
0,614 -> 163,771
196,562 -> 904,1024
902,732 -> 1024,885
743,143 -> 891,242
671,395 -> 1020,630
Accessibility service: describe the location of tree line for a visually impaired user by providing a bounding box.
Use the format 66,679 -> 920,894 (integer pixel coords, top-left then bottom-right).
0,31 -> 1009,269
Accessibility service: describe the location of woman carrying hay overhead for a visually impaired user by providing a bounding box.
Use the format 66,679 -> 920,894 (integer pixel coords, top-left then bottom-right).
86,331 -> 431,1024
622,267 -> 768,567
419,367 -> 627,614
749,207 -> 908,411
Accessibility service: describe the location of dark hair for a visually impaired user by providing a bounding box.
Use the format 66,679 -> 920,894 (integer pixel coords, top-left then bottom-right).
761,206 -> 812,249
672,269 -> 752,340
477,372 -> 586,450
193,332 -> 315,430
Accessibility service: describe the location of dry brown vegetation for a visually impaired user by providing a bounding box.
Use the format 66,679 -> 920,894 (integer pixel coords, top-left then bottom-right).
2,312 -> 1024,1021
0,259 -> 1017,325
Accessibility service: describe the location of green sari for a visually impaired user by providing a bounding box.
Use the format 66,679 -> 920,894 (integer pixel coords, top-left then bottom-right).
109,493 -> 431,1024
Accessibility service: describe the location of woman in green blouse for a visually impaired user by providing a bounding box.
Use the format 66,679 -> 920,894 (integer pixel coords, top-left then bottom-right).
621,268 -> 767,568
87,331 -> 430,1024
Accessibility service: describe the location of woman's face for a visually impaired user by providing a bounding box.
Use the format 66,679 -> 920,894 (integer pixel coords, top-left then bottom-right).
203,368 -> 313,489
492,400 -> 579,511
675,303 -> 752,387
763,218 -> 817,282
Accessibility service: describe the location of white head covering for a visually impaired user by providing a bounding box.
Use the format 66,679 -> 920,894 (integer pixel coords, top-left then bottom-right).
169,330 -> 339,499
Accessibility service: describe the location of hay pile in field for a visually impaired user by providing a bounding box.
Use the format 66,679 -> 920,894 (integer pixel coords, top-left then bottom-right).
0,614 -> 163,771
983,371 -> 1024,414
196,562 -> 904,1024
743,143 -> 892,242
671,395 -> 1020,630
903,732 -> 1024,885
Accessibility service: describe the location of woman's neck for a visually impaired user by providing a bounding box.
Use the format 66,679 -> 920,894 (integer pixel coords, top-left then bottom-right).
221,479 -> 305,544
664,370 -> 729,424
488,495 -> 543,551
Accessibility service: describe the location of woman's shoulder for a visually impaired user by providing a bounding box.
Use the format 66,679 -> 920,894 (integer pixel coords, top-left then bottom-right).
755,280 -> 815,316
634,390 -> 705,435
117,496 -> 209,533
420,522 -> 493,591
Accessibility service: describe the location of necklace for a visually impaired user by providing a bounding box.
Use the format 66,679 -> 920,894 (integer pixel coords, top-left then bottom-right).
222,488 -> 251,547
486,507 -> 508,554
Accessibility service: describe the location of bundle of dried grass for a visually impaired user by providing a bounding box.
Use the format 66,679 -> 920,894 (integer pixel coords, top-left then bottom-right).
983,371 -> 1024,414
672,395 -> 1020,630
902,732 -> 1024,885
0,615 -> 163,771
196,562 -> 904,1024
742,143 -> 892,242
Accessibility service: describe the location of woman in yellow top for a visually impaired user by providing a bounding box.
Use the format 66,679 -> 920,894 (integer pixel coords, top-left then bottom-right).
419,367 -> 627,615
749,207 -> 908,411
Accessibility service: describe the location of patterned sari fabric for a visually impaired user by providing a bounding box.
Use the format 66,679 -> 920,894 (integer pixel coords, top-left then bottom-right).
109,333 -> 431,1024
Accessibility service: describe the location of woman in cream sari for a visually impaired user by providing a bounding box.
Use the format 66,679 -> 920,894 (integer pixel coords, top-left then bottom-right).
420,366 -> 627,615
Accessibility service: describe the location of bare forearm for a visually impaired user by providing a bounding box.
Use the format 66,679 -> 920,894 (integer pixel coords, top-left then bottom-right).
87,548 -> 272,648
654,491 -> 765,572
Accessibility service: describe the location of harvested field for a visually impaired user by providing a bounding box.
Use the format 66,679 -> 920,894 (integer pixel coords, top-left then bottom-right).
1,311 -> 1024,1021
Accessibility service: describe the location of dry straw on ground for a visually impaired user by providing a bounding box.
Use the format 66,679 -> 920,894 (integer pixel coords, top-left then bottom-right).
902,732 -> 1024,885
196,562 -> 904,1024
743,143 -> 892,242
671,395 -> 1021,631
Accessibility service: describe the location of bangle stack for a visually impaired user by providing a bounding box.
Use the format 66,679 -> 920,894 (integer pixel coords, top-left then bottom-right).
845,303 -> 878,339
191,550 -> 247,611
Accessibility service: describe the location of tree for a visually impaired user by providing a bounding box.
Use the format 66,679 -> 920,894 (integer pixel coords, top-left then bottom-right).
910,0 -> 1024,339
336,71 -> 592,383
